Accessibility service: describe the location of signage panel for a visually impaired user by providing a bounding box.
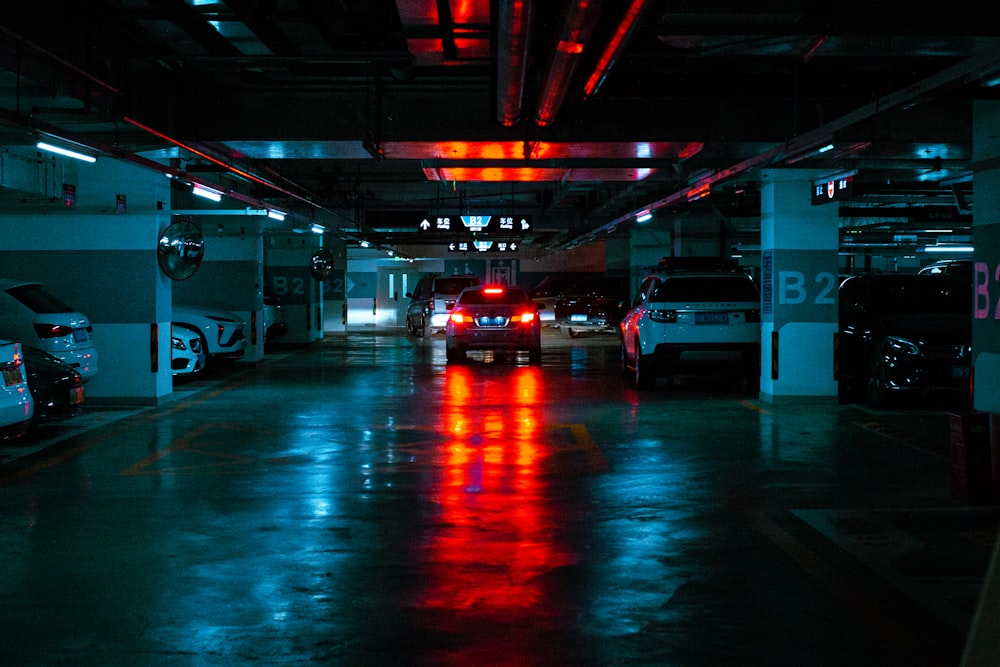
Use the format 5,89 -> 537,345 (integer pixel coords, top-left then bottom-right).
418,214 -> 532,233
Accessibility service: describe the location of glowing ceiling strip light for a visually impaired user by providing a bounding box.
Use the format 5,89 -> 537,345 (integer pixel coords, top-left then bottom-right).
36,141 -> 97,163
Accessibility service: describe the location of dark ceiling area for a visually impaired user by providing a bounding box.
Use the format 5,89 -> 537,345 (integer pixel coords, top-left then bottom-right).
1,1 -> 998,255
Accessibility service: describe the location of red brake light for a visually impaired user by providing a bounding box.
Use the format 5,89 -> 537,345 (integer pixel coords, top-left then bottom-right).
512,312 -> 536,323
483,287 -> 504,295
450,312 -> 470,324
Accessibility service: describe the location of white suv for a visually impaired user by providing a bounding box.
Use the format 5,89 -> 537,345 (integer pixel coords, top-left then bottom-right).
619,262 -> 761,388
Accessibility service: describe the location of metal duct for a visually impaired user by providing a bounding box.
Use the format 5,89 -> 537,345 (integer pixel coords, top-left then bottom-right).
583,0 -> 654,98
496,0 -> 534,126
533,0 -> 603,127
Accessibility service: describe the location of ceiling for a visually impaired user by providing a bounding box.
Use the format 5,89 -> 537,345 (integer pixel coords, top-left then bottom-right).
1,1 -> 998,255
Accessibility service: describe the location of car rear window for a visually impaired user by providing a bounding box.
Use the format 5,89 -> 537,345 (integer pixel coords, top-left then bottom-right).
651,276 -> 759,302
867,279 -> 968,314
434,277 -> 479,294
458,288 -> 529,305
4,284 -> 76,313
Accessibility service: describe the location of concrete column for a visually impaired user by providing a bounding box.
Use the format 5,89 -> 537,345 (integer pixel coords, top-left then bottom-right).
972,101 -> 1000,413
264,233 -> 325,344
0,156 -> 173,404
759,169 -> 840,402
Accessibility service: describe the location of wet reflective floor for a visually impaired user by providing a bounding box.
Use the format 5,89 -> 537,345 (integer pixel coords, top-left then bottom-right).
1,329 -> 997,666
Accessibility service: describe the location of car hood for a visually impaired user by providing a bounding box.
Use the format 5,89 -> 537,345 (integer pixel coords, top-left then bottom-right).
872,313 -> 970,344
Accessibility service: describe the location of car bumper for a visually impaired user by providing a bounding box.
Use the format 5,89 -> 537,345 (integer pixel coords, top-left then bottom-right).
648,342 -> 760,368
447,330 -> 540,351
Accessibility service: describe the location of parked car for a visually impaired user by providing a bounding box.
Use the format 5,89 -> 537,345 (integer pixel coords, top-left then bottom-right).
171,323 -> 206,377
553,274 -> 630,337
917,258 -> 973,281
172,304 -> 247,362
837,273 -> 971,406
22,344 -> 84,424
528,272 -> 598,325
445,285 -> 542,364
406,273 -> 480,336
619,261 -> 761,389
0,339 -> 32,441
0,279 -> 99,381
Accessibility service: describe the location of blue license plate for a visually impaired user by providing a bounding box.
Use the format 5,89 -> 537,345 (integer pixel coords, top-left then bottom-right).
570,314 -> 588,322
695,312 -> 729,325
952,365 -> 971,379
478,316 -> 506,326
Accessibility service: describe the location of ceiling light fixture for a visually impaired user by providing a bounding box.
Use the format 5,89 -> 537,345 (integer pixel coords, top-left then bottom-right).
36,140 -> 97,163
267,209 -> 286,221
635,210 -> 652,223
310,224 -> 325,234
192,184 -> 223,202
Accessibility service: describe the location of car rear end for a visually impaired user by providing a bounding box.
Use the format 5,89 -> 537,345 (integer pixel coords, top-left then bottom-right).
0,340 -> 33,440
0,281 -> 99,381
639,274 -> 761,368
445,286 -> 541,360
554,275 -> 629,336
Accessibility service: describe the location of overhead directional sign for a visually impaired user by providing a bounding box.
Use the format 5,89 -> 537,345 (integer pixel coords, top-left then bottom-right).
448,240 -> 521,253
418,214 -> 532,233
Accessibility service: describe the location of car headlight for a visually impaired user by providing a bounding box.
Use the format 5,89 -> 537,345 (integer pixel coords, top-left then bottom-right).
171,336 -> 187,351
885,336 -> 920,356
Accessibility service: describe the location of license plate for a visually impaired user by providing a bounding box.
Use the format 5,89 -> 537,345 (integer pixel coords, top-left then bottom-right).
68,386 -> 85,405
72,328 -> 89,343
952,365 -> 971,379
3,366 -> 22,386
570,314 -> 588,322
478,316 -> 506,326
695,312 -> 729,324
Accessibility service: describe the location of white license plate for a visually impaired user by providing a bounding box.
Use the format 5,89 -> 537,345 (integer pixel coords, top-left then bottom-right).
3,366 -> 22,386
570,314 -> 588,322
695,312 -> 729,324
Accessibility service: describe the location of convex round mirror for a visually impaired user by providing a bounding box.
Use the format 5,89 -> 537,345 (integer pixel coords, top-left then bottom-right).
310,248 -> 334,280
158,218 -> 205,281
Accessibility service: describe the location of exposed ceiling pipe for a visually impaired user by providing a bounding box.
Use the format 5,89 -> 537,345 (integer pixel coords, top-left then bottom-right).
496,0 -> 534,126
582,0 -> 653,98
533,0 -> 603,127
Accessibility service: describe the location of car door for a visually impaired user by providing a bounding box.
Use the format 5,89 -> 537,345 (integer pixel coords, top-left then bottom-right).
620,276 -> 657,361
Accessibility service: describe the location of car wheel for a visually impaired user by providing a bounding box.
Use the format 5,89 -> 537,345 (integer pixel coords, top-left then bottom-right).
446,346 -> 465,363
560,326 -> 574,339
866,352 -> 890,407
620,340 -> 632,379
528,346 -> 542,365
634,338 -> 656,389
418,317 -> 428,338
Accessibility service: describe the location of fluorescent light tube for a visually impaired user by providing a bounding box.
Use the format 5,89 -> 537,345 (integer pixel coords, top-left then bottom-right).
192,185 -> 223,202
36,141 -> 97,163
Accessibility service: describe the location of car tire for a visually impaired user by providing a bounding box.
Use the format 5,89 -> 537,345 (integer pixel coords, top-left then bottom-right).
866,351 -> 890,407
633,338 -> 656,389
446,346 -> 465,363
528,346 -> 542,365
560,326 -> 580,339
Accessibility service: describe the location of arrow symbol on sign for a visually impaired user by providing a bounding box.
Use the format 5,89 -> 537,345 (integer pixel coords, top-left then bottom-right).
419,219 -> 431,230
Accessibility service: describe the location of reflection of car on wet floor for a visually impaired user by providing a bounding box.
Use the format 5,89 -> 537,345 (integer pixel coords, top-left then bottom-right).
445,285 -> 542,364
836,273 -> 971,406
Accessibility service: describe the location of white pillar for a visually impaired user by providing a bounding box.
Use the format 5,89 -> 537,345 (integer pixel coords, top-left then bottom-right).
759,169 -> 840,402
972,101 -> 1000,412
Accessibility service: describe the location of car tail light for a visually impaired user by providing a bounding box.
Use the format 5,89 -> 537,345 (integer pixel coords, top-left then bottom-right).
511,312 -> 536,324
484,287 -> 505,295
450,311 -> 472,324
34,323 -> 74,338
648,309 -> 677,323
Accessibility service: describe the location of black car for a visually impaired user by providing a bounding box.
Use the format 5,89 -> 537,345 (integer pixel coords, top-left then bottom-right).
837,273 -> 971,406
23,345 -> 85,424
553,274 -> 630,338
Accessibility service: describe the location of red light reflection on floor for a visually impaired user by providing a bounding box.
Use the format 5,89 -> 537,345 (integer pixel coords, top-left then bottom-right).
417,365 -> 577,633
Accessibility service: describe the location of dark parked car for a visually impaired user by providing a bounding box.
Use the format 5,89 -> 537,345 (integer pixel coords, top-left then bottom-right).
23,345 -> 84,424
553,274 -> 630,337
528,272 -> 599,325
837,273 -> 971,406
445,285 -> 542,364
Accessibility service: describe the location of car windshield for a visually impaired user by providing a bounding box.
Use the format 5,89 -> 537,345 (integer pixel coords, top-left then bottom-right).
651,276 -> 759,302
458,288 -> 529,305
434,277 -> 477,294
866,279 -> 968,314
4,284 -> 76,313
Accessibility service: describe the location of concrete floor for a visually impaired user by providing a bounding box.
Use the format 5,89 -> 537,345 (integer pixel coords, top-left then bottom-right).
0,329 -> 997,666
